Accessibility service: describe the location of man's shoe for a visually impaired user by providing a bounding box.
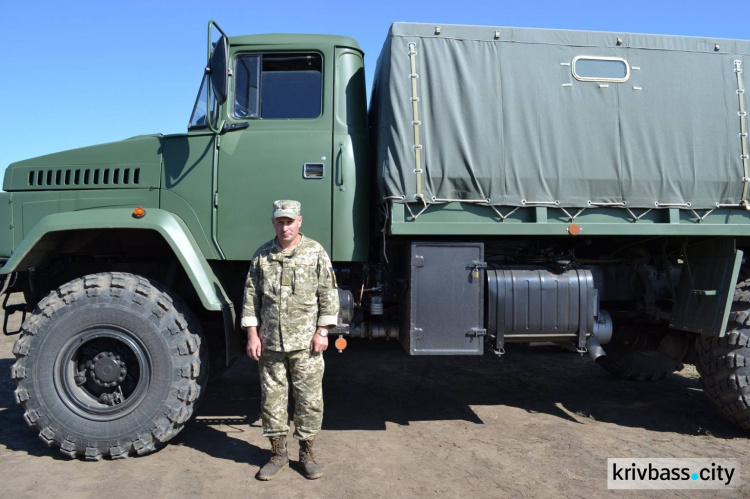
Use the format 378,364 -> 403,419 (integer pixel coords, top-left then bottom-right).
299,438 -> 325,479
257,436 -> 289,481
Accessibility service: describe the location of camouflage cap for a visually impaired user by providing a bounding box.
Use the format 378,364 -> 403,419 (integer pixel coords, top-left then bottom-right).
272,200 -> 301,219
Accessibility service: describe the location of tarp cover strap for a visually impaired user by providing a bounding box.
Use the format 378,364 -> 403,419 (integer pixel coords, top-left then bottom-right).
408,42 -> 425,205
736,60 -> 750,208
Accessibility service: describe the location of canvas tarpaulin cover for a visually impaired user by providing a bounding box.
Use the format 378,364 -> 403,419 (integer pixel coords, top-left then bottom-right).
370,23 -> 750,210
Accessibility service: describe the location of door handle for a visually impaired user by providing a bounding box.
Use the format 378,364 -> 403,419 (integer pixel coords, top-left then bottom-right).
337,142 -> 345,191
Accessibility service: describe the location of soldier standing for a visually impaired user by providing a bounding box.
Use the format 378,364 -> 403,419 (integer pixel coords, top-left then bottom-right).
242,200 -> 339,480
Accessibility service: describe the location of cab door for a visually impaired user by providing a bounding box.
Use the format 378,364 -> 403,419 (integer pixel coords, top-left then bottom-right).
216,50 -> 333,259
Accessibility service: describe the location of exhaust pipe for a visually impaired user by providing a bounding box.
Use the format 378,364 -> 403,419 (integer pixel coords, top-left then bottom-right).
586,335 -> 607,363
586,309 -> 613,363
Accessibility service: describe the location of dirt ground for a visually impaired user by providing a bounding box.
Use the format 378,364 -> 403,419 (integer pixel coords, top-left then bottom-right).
1,294 -> 749,499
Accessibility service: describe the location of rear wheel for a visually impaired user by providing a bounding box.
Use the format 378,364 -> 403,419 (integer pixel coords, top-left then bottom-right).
695,279 -> 750,430
11,272 -> 206,459
599,322 -> 683,381
600,342 -> 683,380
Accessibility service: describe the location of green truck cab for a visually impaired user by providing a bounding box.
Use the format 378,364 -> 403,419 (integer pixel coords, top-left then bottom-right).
2,21 -> 750,459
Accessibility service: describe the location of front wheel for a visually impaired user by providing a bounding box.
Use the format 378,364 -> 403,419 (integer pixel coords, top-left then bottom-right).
11,272 -> 206,459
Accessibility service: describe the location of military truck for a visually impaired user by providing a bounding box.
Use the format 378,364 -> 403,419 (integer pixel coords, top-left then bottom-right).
2,21 -> 750,459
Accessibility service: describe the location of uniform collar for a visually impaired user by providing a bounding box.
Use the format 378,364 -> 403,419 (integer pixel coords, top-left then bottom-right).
272,232 -> 305,258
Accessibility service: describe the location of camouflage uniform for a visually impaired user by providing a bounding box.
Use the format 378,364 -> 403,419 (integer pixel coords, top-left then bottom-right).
242,233 -> 339,440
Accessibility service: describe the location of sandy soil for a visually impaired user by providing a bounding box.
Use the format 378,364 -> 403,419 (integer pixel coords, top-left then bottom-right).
1,294 -> 748,498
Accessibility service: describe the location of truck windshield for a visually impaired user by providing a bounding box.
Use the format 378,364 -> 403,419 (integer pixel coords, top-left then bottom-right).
234,53 -> 322,119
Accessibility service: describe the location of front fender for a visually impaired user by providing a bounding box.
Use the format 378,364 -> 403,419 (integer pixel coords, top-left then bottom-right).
0,207 -> 227,312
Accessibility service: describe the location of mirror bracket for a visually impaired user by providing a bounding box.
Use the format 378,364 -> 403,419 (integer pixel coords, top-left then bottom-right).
206,20 -> 229,133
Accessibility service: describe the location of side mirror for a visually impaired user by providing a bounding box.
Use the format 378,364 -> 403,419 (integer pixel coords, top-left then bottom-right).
210,35 -> 228,105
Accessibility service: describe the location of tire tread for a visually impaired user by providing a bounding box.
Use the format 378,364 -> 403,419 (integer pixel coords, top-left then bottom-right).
696,279 -> 750,430
10,272 -> 206,459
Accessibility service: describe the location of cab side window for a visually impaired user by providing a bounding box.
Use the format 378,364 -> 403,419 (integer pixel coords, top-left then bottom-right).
234,53 -> 322,119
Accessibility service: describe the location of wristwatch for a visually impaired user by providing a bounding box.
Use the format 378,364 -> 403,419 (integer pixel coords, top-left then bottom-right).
316,329 -> 329,337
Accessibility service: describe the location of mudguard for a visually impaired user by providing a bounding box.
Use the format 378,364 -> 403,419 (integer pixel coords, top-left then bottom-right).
0,207 -> 229,312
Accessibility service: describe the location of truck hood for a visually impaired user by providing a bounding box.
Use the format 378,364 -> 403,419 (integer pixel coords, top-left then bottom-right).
2,134 -> 163,192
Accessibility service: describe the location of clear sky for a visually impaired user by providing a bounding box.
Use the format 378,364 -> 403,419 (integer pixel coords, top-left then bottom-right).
1,0 -> 747,171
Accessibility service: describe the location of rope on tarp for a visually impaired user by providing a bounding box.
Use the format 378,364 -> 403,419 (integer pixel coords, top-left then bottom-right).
380,196 -> 738,225
588,201 -> 627,207
559,207 -> 586,221
626,208 -> 653,222
717,202 -> 744,207
488,205 -> 520,221
380,202 -> 391,264
404,202 -> 429,221
735,60 -> 750,209
654,202 -> 692,208
690,209 -> 715,222
407,42 -> 426,208
521,199 -> 560,206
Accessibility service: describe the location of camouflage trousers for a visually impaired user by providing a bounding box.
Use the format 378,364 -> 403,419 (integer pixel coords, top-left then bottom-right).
259,348 -> 324,440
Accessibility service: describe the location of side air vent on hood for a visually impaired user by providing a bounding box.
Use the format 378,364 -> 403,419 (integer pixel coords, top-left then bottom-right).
27,167 -> 142,188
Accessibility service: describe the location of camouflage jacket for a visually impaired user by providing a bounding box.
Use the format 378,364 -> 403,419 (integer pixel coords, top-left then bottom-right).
241,234 -> 339,352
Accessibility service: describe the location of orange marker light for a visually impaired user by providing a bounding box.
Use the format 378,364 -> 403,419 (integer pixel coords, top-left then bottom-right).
335,336 -> 348,353
567,223 -> 581,236
133,206 -> 146,218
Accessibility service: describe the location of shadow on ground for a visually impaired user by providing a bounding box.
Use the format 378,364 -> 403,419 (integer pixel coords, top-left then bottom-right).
1,338 -> 745,461
190,338 -> 746,443
317,340 -> 744,439
0,358 -> 66,459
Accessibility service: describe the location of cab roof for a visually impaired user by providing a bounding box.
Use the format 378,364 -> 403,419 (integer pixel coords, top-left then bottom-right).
228,33 -> 361,52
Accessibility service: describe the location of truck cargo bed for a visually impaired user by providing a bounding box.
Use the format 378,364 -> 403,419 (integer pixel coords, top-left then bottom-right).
370,23 -> 750,222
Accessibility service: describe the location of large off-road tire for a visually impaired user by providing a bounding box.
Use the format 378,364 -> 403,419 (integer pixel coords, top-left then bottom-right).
11,272 -> 206,459
600,342 -> 683,381
695,279 -> 750,430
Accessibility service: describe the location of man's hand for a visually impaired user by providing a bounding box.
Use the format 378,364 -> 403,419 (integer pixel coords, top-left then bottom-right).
246,326 -> 262,361
310,328 -> 329,354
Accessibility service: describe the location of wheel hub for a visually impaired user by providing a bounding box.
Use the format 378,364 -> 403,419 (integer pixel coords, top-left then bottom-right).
88,352 -> 127,387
